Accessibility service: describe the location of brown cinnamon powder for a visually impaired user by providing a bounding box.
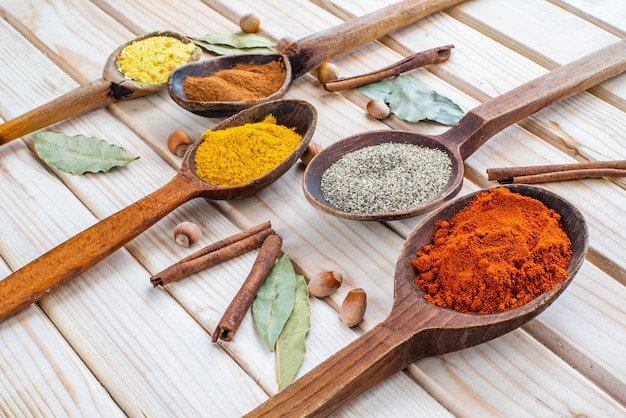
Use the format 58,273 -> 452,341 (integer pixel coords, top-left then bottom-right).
183,60 -> 286,102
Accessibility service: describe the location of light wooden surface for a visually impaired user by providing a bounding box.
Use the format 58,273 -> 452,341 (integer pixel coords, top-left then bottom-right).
0,0 -> 625,416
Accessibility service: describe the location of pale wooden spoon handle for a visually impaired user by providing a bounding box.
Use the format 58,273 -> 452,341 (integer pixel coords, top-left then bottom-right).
0,173 -> 199,321
0,78 -> 113,144
0,77 -> 138,145
286,0 -> 466,79
244,316 -> 417,418
455,38 -> 626,160
323,45 -> 454,92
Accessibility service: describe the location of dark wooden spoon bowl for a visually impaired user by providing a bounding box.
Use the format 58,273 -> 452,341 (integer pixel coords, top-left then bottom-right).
0,99 -> 317,322
303,38 -> 626,221
246,184 -> 589,417
169,54 -> 292,118
0,31 -> 201,145
167,0 -> 467,117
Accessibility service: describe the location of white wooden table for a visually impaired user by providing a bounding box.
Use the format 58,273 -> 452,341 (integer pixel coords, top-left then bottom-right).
1,0 -> 625,416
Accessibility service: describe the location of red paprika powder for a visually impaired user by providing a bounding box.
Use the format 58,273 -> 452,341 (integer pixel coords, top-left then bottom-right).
413,188 -> 572,314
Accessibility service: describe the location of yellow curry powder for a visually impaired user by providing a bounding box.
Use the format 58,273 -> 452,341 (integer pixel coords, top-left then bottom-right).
116,35 -> 196,84
194,115 -> 302,186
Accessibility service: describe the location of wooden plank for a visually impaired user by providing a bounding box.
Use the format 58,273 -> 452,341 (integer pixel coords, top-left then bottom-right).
525,261 -> 626,404
449,0 -> 626,109
549,0 -> 626,37
0,241 -> 124,417
413,325 -> 626,416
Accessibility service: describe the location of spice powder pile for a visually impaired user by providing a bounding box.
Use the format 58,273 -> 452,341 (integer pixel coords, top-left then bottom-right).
413,188 -> 572,314
116,36 -> 197,84
320,142 -> 452,214
194,115 -> 301,186
183,61 -> 286,102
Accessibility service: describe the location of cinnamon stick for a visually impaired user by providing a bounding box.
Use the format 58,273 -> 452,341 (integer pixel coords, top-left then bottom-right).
487,160 -> 626,182
509,168 -> 626,184
150,222 -> 273,287
213,233 -> 283,343
323,45 -> 454,92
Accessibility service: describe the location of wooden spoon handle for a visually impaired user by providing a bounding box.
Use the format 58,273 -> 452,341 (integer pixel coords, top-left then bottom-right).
244,318 -> 417,417
323,44 -> 454,92
0,77 -> 138,145
454,38 -> 626,159
285,0 -> 466,79
0,173 -> 199,322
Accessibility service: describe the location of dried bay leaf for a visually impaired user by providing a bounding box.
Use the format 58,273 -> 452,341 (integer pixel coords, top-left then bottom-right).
192,33 -> 276,55
276,273 -> 311,390
252,254 -> 297,352
33,132 -> 138,175
191,42 -> 274,56
357,79 -> 392,102
387,76 -> 440,123
357,75 -> 463,126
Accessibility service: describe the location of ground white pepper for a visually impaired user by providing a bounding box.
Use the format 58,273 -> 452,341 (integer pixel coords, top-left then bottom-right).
320,142 -> 452,214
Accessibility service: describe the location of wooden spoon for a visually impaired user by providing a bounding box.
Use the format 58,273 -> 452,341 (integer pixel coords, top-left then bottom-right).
167,0 -> 466,117
246,184 -> 589,417
0,31 -> 201,145
303,38 -> 626,221
0,99 -> 316,322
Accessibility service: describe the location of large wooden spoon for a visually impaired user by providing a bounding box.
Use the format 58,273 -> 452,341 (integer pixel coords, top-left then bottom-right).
168,0 -> 466,117
0,31 -> 201,145
246,184 -> 588,417
303,38 -> 626,221
0,99 -> 316,322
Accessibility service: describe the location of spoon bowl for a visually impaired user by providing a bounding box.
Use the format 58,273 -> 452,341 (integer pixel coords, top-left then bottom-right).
103,30 -> 202,95
303,129 -> 464,221
167,0 -> 467,117
303,38 -> 626,221
246,184 -> 589,417
169,54 -> 292,118
0,99 -> 317,321
0,30 -> 201,145
181,98 -> 316,199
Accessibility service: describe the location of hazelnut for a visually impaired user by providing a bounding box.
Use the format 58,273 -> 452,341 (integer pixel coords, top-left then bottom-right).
307,271 -> 343,298
174,222 -> 202,247
300,141 -> 323,166
366,100 -> 390,120
276,36 -> 296,51
167,129 -> 192,157
340,288 -> 367,327
239,13 -> 261,33
317,62 -> 340,84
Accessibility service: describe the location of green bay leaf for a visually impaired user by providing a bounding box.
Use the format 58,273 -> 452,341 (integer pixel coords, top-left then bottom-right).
252,254 -> 297,352
276,273 -> 311,390
33,132 -> 138,175
431,92 -> 464,125
356,79 -> 393,102
358,75 -> 463,126
192,33 -> 276,56
387,76 -> 440,123
191,40 -> 273,56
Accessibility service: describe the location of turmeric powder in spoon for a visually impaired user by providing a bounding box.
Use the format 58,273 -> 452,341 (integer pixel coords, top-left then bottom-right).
194,115 -> 302,186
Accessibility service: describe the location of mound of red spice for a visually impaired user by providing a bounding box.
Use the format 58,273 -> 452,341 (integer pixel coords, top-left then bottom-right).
413,188 -> 572,314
